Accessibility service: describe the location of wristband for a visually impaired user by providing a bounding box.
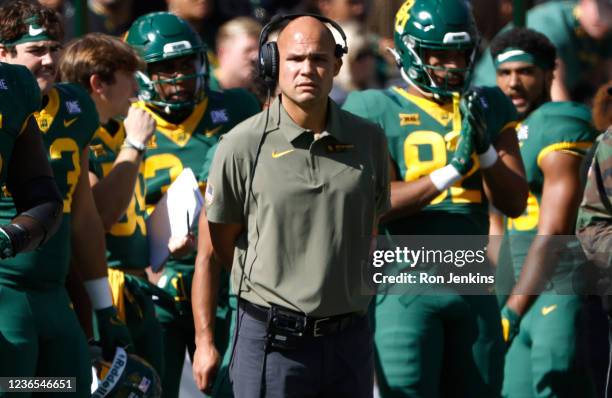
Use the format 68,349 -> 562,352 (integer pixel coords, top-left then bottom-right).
122,136 -> 147,154
0,223 -> 29,257
84,277 -> 113,310
429,165 -> 461,192
478,145 -> 499,169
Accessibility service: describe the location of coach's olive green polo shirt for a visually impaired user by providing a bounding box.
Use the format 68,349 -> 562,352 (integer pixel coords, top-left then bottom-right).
205,95 -> 390,317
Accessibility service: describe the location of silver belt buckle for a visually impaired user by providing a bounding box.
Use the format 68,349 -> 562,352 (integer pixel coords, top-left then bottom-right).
313,317 -> 330,337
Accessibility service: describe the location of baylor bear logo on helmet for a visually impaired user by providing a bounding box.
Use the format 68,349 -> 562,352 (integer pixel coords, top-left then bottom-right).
124,12 -> 209,113
391,0 -> 479,99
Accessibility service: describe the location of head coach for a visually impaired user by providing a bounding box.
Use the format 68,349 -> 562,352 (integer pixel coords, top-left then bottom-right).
191,13 -> 391,398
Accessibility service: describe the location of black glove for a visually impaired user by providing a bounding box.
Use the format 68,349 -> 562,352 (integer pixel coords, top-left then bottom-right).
95,306 -> 133,360
461,89 -> 490,155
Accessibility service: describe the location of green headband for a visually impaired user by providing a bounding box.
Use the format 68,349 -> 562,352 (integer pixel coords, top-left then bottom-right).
493,47 -> 554,70
0,16 -> 53,46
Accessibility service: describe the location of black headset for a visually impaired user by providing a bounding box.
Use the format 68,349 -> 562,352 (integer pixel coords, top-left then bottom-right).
258,13 -> 349,82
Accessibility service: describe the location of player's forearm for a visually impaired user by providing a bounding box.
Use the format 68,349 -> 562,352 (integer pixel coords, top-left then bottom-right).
482,161 -> 528,218
73,150 -> 109,280
382,178 -> 442,222
91,150 -> 142,230
193,250 -> 221,346
72,211 -> 109,280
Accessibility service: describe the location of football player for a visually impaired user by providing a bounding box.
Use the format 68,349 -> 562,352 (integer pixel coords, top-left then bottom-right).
0,62 -> 62,261
0,2 -> 131,394
343,0 -> 528,396
59,33 -> 166,379
492,27 -> 599,397
124,12 -> 260,398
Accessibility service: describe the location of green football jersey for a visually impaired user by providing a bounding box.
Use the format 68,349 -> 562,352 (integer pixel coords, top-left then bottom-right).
343,85 -> 518,235
473,1 -> 612,95
89,120 -> 149,269
0,83 -> 99,288
0,63 -> 40,185
505,101 -> 597,276
140,88 -> 259,269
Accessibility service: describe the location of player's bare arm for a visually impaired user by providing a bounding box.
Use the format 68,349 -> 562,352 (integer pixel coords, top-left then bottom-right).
192,214 -> 242,393
72,148 -> 109,280
482,125 -> 528,218
89,107 -> 155,230
505,151 -> 584,315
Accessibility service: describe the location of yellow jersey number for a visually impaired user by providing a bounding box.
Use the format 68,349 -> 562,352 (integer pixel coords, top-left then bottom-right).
507,192 -> 539,232
100,163 -> 147,237
49,138 -> 80,213
143,153 -> 184,214
403,130 -> 481,205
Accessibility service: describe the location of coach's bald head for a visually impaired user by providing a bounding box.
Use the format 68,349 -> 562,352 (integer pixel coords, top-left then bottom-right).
276,16 -> 342,110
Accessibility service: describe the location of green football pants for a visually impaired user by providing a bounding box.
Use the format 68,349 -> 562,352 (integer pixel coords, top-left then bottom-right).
0,285 -> 91,397
154,266 -> 233,398
502,294 -> 594,398
373,292 -> 504,398
122,274 -> 165,379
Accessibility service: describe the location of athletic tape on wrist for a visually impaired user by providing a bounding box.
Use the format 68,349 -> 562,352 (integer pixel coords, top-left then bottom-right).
478,145 -> 499,169
429,165 -> 461,191
84,277 -> 113,310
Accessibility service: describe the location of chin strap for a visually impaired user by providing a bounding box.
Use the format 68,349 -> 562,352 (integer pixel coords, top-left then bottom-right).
389,46 -> 442,101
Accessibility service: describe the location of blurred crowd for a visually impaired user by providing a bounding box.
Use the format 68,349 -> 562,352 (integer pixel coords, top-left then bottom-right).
5,0 -> 609,107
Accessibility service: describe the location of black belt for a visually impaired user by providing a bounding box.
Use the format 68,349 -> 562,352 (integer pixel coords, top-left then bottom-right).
239,300 -> 361,337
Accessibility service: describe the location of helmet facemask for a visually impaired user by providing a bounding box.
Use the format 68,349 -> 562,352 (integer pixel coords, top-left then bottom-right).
136,52 -> 208,114
398,33 -> 478,99
125,12 -> 210,114
391,0 -> 480,100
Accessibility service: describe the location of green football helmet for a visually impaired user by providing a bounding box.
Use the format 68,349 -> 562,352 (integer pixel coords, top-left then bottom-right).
124,12 -> 208,112
392,0 -> 479,98
91,346 -> 162,398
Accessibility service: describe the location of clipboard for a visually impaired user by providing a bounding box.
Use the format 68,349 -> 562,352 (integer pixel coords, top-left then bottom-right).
146,168 -> 203,271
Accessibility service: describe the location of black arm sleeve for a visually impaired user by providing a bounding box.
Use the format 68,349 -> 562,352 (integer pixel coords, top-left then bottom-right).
7,175 -> 63,252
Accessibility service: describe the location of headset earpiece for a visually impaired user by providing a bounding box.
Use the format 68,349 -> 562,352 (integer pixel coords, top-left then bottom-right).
259,41 -> 279,81
257,13 -> 348,82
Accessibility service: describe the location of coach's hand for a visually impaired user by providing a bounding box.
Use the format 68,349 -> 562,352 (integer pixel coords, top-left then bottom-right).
193,340 -> 220,394
501,305 -> 521,346
95,306 -> 134,360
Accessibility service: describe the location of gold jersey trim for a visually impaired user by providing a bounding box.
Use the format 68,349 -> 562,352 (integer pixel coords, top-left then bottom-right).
392,86 -> 459,130
34,88 -> 60,133
133,98 -> 208,147
536,141 -> 592,167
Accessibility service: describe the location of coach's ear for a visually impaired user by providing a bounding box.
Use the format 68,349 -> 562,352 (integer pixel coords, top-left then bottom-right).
333,57 -> 342,77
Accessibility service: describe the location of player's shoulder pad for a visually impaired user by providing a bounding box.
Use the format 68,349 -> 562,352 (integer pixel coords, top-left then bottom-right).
54,82 -> 98,115
54,82 -> 100,141
343,88 -> 393,119
530,101 -> 598,145
2,63 -> 42,114
208,87 -> 260,117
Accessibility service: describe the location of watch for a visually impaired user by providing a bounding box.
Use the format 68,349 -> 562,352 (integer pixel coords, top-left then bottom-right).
122,136 -> 147,155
